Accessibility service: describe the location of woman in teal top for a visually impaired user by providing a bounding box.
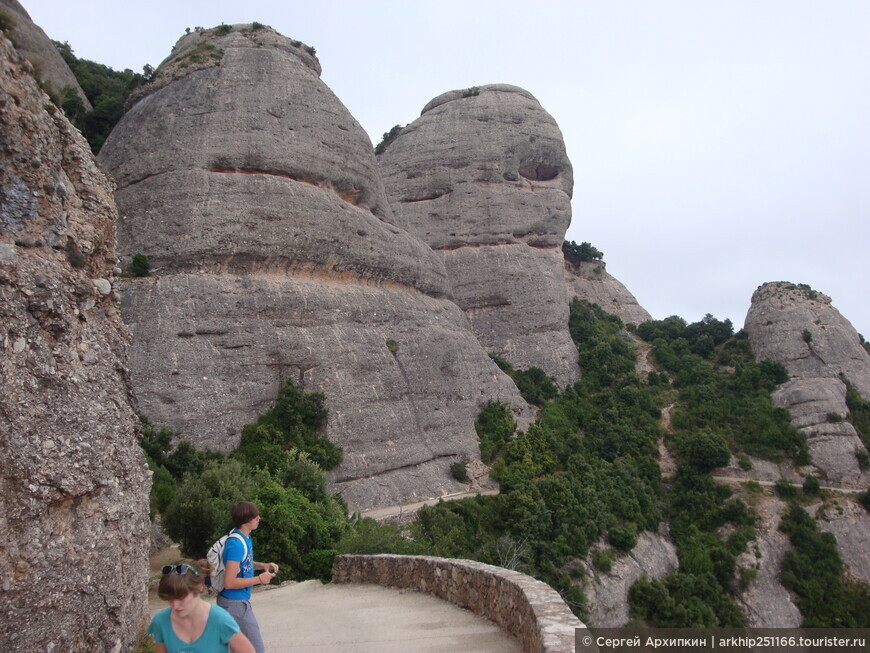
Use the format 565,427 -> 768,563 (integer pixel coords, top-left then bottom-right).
148,559 -> 255,653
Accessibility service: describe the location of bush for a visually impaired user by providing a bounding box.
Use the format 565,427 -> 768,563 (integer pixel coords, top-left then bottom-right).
475,401 -> 515,463
374,124 -> 404,155
130,253 -> 150,277
215,23 -> 232,35
563,240 -> 604,264
775,478 -> 798,499
450,461 -> 469,482
802,475 -> 821,496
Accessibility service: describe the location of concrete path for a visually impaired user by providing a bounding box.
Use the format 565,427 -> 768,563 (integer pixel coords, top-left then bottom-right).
250,580 -> 522,653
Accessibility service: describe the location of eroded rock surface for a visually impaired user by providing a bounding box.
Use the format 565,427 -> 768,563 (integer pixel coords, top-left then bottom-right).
99,26 -> 527,511
580,529 -> 679,627
378,85 -> 580,387
735,496 -> 802,627
0,0 -> 91,110
0,34 -> 148,652
745,282 -> 870,488
565,259 -> 652,326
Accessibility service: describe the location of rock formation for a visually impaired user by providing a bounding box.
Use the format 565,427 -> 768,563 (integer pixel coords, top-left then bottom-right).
0,0 -> 91,110
580,529 -> 678,627
98,25 -> 528,511
0,33 -> 149,652
745,282 -> 870,488
378,85 -> 580,387
734,496 -> 802,627
565,259 -> 652,326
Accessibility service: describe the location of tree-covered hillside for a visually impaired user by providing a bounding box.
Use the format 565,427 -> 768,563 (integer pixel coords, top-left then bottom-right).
51,41 -> 152,153
144,298 -> 868,626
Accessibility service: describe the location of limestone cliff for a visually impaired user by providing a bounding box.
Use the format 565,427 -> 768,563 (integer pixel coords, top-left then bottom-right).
99,26 -> 528,511
745,282 -> 870,488
0,33 -> 149,652
565,259 -> 652,326
0,0 -> 91,110
378,85 -> 580,387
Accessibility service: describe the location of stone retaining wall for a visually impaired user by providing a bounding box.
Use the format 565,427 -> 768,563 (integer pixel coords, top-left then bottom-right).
332,554 -> 584,652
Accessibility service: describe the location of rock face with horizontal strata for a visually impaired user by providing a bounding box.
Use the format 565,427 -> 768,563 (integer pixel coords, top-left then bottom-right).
0,34 -> 149,652
99,26 -> 527,511
744,282 -> 870,488
378,85 -> 580,387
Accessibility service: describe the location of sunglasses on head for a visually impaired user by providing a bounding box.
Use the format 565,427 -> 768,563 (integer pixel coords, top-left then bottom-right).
162,564 -> 200,576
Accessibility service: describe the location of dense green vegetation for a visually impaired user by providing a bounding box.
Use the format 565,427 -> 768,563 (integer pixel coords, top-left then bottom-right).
141,297 -> 868,626
779,504 -> 869,626
143,379 -> 348,581
490,355 -> 558,407
51,41 -> 152,153
563,240 -> 604,264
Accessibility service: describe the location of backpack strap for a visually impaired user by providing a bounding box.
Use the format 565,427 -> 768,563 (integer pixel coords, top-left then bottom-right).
225,530 -> 248,564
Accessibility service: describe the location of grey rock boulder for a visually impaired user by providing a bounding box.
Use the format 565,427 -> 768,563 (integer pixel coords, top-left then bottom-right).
378,84 -> 580,387
745,282 -> 870,488
100,27 -> 527,511
580,528 -> 678,627
0,35 -> 149,652
565,259 -> 652,326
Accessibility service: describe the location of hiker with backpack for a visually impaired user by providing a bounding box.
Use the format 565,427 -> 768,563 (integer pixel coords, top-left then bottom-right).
148,558 -> 255,653
212,501 -> 278,653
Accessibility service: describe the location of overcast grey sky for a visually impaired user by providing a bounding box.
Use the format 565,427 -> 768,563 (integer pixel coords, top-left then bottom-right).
24,0 -> 869,335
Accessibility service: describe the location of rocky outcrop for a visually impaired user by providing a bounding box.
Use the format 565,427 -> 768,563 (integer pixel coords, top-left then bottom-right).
745,282 -> 870,488
99,26 -> 528,511
378,85 -> 580,387
565,259 -> 652,326
735,496 -> 802,627
0,0 -> 91,110
0,33 -> 149,652
580,529 -> 679,627
817,497 -> 870,584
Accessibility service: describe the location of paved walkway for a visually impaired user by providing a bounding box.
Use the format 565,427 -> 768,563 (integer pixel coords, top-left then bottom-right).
250,580 -> 521,653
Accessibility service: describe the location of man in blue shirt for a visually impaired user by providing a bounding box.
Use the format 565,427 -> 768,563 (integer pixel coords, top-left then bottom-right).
216,501 -> 279,653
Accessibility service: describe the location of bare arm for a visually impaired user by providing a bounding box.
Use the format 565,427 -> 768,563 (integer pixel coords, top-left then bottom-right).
254,561 -> 280,574
229,631 -> 256,653
223,559 -> 274,590
154,643 -> 167,653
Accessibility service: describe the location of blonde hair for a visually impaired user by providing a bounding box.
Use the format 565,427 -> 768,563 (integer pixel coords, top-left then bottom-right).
157,559 -> 211,601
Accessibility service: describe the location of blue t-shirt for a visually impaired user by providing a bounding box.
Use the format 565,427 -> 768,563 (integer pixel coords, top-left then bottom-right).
147,603 -> 239,652
220,528 -> 254,600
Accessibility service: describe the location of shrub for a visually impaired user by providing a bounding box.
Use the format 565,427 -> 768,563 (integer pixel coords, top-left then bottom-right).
450,461 -> 469,482
802,475 -> 821,496
374,124 -> 404,155
130,253 -> 150,277
385,339 -> 398,353
592,547 -> 616,572
475,401 -> 515,463
859,489 -> 870,513
563,240 -> 604,264
802,329 -> 813,343
775,478 -> 798,499
215,23 -> 232,35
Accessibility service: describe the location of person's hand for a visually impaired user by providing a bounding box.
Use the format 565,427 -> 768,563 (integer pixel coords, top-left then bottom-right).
257,571 -> 275,586
265,562 -> 279,574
